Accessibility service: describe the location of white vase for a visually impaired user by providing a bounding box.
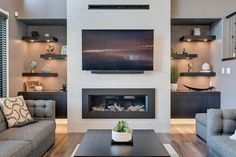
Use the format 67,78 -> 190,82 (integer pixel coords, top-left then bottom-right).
171,83 -> 178,91
112,130 -> 132,142
35,86 -> 43,91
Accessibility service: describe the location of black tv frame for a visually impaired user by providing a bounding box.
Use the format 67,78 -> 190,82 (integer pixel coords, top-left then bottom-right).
82,29 -> 154,74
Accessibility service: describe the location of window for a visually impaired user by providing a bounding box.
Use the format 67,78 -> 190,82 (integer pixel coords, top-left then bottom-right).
0,9 -> 8,97
223,12 -> 236,59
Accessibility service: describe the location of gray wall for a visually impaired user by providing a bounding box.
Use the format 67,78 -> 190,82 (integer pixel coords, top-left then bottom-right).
172,0 -> 236,18
210,20 -> 236,109
0,0 -> 28,96
16,0 -> 66,19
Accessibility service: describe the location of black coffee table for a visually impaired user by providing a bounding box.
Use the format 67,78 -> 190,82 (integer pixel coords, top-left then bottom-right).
75,129 -> 170,157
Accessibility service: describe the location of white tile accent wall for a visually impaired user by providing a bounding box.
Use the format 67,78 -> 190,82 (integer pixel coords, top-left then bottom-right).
67,0 -> 171,133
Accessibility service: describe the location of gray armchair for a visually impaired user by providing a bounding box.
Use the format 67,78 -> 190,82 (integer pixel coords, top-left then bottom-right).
207,109 -> 236,157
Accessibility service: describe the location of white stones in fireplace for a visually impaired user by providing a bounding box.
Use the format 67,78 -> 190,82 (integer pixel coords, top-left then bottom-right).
92,103 -> 145,112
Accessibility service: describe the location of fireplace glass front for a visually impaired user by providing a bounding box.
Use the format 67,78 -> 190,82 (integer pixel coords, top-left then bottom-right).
89,95 -> 148,112
82,89 -> 155,118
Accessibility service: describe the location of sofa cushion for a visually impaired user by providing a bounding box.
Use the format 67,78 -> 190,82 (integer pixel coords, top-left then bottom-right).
0,109 -> 7,132
222,110 -> 236,134
0,140 -> 31,157
195,113 -> 207,126
0,96 -> 33,127
0,120 -> 55,149
208,135 -> 236,157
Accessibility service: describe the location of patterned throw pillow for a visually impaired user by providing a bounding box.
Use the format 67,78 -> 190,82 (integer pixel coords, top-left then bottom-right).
0,96 -> 33,127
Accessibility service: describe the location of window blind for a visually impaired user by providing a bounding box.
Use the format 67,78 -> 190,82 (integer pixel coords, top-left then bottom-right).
0,14 -> 7,97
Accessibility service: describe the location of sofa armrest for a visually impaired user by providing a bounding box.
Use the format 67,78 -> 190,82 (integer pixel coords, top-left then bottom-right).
25,100 -> 55,121
207,109 -> 223,141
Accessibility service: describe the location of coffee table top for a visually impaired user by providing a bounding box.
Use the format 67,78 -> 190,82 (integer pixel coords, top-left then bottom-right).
75,129 -> 170,157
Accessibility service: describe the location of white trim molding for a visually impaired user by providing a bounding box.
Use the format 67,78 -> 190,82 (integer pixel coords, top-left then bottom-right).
0,8 -> 9,16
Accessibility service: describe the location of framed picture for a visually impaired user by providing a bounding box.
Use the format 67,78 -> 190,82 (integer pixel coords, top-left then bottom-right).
24,81 -> 41,91
61,45 -> 67,54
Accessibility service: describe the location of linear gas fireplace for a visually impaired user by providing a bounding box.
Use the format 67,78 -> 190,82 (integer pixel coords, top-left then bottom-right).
82,88 -> 155,118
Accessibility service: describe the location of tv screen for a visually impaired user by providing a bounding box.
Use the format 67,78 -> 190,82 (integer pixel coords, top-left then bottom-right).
82,30 -> 153,71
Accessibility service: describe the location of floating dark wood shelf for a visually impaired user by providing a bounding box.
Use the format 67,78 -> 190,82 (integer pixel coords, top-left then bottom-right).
222,57 -> 236,61
180,35 -> 216,42
22,72 -> 58,77
22,36 -> 58,42
171,53 -> 198,59
180,72 -> 216,77
40,53 -> 67,60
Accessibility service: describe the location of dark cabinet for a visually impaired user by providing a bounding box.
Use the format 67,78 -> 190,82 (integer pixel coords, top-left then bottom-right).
18,91 -> 67,118
171,91 -> 220,118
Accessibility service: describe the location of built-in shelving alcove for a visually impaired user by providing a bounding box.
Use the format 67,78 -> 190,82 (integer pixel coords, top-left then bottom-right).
171,18 -> 221,118
18,19 -> 68,118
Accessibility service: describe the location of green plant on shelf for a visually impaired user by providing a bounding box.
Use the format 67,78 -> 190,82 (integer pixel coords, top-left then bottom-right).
171,65 -> 179,83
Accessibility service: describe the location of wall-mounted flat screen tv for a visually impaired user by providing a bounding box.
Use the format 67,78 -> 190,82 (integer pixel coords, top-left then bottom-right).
82,30 -> 154,71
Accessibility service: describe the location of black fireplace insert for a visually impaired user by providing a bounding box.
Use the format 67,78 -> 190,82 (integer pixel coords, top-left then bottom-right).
82,88 -> 155,118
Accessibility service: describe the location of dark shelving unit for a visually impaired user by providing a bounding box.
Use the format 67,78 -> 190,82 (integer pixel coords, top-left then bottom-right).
180,35 -> 216,42
40,53 -> 67,60
171,53 -> 198,59
180,72 -> 216,77
171,91 -> 220,118
22,72 -> 58,77
22,36 -> 58,42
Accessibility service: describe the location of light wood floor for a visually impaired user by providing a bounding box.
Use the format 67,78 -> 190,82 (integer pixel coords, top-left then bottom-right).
45,124 -> 207,157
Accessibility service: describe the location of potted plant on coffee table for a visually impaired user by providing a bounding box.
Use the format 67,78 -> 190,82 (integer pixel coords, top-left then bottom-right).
112,120 -> 133,142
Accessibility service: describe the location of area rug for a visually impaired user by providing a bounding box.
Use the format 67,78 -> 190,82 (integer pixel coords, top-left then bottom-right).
71,144 -> 179,157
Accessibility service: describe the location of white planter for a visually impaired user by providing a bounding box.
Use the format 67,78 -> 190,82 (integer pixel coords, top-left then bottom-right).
112,131 -> 132,142
171,83 -> 178,91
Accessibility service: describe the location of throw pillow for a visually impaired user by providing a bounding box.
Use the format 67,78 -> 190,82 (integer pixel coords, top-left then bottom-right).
230,130 -> 236,140
0,96 -> 33,127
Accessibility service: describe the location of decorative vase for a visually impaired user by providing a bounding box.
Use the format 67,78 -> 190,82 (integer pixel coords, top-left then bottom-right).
201,63 -> 210,72
35,86 -> 43,91
193,28 -> 201,36
112,130 -> 132,142
171,83 -> 178,91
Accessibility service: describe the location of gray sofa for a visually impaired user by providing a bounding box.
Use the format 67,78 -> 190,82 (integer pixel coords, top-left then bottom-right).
0,100 -> 56,157
195,113 -> 207,141
196,110 -> 236,157
207,109 -> 236,157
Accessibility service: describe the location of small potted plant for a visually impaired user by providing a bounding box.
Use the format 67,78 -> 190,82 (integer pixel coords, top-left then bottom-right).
112,120 -> 133,142
171,65 -> 179,91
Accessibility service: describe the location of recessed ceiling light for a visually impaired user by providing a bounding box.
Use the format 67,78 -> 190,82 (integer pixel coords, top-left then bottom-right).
203,39 -> 208,42
187,39 -> 191,42
30,40 -> 34,42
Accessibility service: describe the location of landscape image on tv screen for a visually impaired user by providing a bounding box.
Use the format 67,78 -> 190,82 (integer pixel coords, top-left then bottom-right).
82,30 -> 153,71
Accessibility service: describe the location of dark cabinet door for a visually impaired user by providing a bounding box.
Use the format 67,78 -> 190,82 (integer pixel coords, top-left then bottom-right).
18,91 -> 67,118
200,93 -> 221,113
171,92 -> 221,118
171,92 -> 201,118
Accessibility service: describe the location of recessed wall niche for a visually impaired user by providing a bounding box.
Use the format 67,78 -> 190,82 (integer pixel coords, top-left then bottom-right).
22,26 -> 67,91
171,25 -> 216,91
